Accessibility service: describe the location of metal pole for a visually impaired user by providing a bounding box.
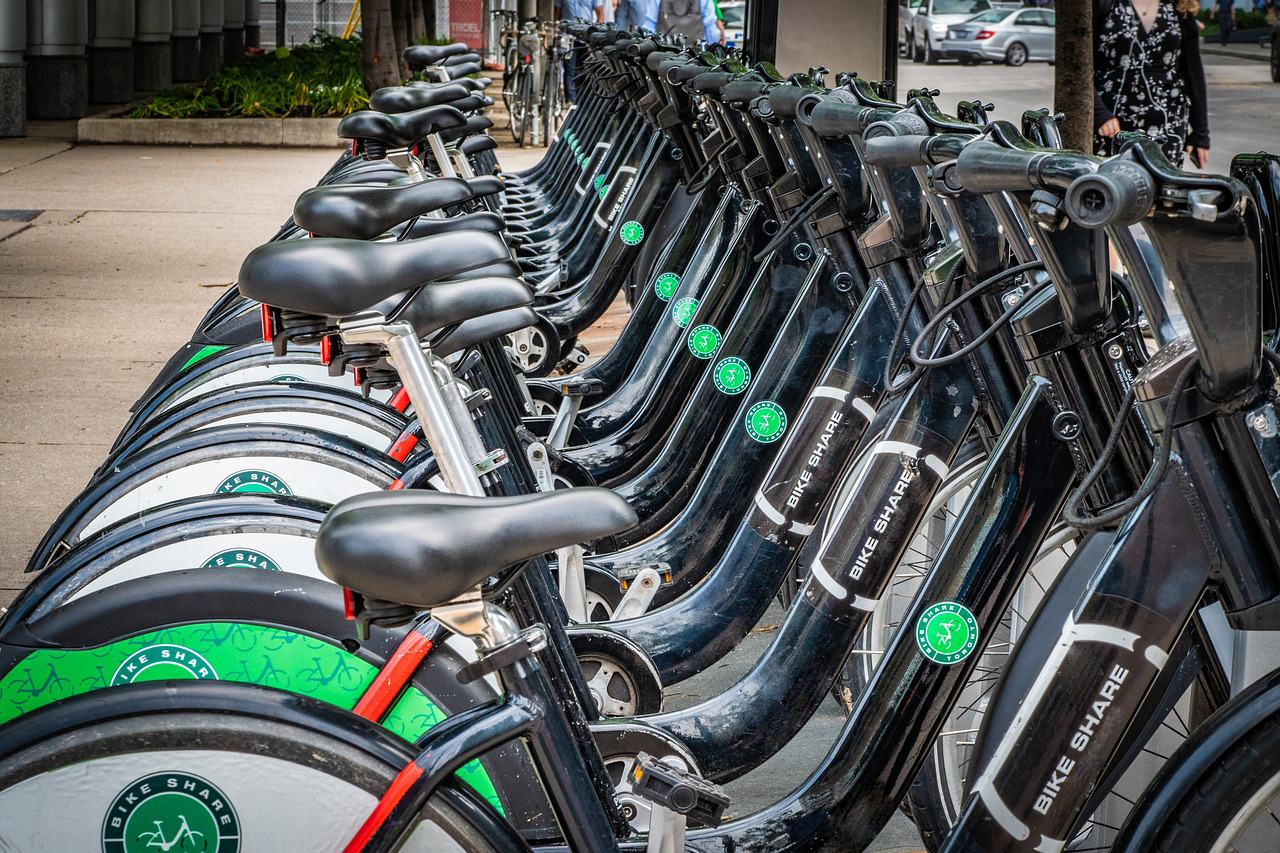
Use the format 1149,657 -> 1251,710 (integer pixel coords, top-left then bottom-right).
277,0 -> 286,45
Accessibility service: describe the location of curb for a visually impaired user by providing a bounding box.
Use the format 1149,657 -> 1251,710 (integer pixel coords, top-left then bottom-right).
1201,45 -> 1271,62
77,103 -> 347,148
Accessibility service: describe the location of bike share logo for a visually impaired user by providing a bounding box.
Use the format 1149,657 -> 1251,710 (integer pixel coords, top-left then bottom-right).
687,324 -> 722,359
671,297 -> 699,329
745,401 -> 787,443
215,469 -> 292,495
594,175 -> 609,199
916,602 -> 979,665
619,220 -> 645,246
103,772 -> 240,853
713,358 -> 751,395
111,645 -> 219,685
654,272 -> 680,302
202,549 -> 280,571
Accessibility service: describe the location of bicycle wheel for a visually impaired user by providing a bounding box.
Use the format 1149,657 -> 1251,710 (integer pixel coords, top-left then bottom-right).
1115,685 -> 1280,852
517,71 -> 535,148
507,68 -> 526,144
0,682 -> 516,852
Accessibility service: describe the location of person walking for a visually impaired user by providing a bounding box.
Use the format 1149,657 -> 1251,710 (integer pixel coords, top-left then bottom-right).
656,0 -> 720,44
1094,0 -> 1210,169
615,0 -> 660,30
1216,0 -> 1235,44
555,0 -> 604,104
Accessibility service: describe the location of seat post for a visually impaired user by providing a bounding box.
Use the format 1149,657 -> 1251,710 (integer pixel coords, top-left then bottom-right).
426,132 -> 459,178
340,316 -> 486,496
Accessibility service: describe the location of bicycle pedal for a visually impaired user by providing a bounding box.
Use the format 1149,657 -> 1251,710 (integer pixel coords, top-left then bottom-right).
631,752 -> 730,828
457,625 -> 548,684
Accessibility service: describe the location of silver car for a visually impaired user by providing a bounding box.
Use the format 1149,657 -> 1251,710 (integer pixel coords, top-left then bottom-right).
911,0 -> 993,65
944,7 -> 1057,66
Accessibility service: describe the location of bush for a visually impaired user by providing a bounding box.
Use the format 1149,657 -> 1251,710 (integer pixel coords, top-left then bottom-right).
127,32 -> 369,119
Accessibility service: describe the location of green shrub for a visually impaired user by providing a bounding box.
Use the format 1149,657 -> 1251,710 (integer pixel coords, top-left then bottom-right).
127,31 -> 369,119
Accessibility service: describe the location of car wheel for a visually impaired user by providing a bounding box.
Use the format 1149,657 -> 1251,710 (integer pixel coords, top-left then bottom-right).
911,36 -> 923,63
1271,37 -> 1280,83
1005,41 -> 1028,67
924,39 -> 938,64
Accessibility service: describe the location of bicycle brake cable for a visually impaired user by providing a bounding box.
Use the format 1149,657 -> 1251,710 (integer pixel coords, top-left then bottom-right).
882,256 -> 965,395
907,260 -> 1048,368
751,186 -> 836,263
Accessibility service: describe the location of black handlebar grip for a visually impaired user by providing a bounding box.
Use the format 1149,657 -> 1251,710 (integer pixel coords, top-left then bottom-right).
766,86 -> 808,120
1064,160 -> 1156,228
664,61 -> 707,84
954,142 -> 1052,194
687,71 -> 737,94
861,134 -> 931,168
808,100 -> 876,138
721,79 -> 770,108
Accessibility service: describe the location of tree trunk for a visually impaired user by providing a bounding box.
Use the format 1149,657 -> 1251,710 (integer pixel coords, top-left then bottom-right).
391,0 -> 413,76
363,0 -> 402,90
1054,0 -> 1094,153
411,0 -> 428,41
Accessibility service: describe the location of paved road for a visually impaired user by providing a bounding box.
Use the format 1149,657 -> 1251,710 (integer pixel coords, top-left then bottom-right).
896,51 -> 1278,167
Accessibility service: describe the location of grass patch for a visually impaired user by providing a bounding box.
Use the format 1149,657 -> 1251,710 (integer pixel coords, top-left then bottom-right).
127,32 -> 368,119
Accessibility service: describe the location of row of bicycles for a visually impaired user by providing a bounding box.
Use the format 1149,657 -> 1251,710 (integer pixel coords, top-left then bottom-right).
1,20 -> 1280,853
499,17 -> 574,148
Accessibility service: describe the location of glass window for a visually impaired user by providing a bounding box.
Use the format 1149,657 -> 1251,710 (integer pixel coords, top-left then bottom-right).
969,8 -> 1016,22
932,0 -> 991,14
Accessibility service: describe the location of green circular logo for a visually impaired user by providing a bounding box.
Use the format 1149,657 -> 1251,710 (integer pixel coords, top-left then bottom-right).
713,358 -> 751,395
620,221 -> 645,246
103,772 -> 240,853
654,272 -> 680,302
916,602 -> 979,665
203,548 -> 280,571
111,645 -> 219,686
599,185 -> 609,199
216,469 -> 291,495
687,324 -> 722,359
671,297 -> 699,329
270,374 -> 304,383
594,175 -> 605,190
745,401 -> 787,443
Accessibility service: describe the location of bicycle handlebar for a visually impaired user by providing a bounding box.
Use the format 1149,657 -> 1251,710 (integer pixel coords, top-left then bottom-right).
954,140 -> 1097,195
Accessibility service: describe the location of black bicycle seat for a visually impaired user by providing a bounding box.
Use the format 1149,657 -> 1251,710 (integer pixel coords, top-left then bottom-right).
462,135 -> 498,156
391,275 -> 532,339
432,306 -> 537,357
440,115 -> 494,144
239,232 -> 513,317
369,83 -> 473,113
338,104 -> 467,148
403,42 -> 469,69
293,178 -> 477,240
406,210 -> 505,240
409,77 -> 488,93
316,488 -> 638,609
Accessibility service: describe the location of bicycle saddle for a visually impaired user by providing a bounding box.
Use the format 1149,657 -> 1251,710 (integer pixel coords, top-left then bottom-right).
462,135 -> 498,156
238,232 -> 513,318
403,42 -> 469,69
409,78 -> 489,93
294,178 -> 478,240
440,115 -> 494,144
432,306 -> 537,357
405,210 -> 505,240
338,105 -> 467,149
369,83 -> 472,113
389,275 -> 532,340
316,489 -> 638,610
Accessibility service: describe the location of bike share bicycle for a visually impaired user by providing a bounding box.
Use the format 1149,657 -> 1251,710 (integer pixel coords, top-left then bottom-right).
2,18 -> 1280,850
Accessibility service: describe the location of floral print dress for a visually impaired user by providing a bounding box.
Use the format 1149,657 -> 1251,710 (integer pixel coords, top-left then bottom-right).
1094,0 -> 1192,166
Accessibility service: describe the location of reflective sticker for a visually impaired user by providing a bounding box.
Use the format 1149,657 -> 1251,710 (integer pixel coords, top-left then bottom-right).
203,548 -> 281,571
687,324 -> 722,359
654,272 -> 680,302
215,470 -> 291,495
745,401 -> 788,443
619,220 -> 645,245
916,601 -> 979,664
671,297 -> 699,328
102,772 -> 240,853
713,358 -> 751,395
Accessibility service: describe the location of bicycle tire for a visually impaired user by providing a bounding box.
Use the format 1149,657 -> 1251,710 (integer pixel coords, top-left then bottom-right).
0,681 -> 518,852
1137,707 -> 1280,852
518,71 -> 535,149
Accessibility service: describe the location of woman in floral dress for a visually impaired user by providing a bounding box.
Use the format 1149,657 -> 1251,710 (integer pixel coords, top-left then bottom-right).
1093,0 -> 1210,169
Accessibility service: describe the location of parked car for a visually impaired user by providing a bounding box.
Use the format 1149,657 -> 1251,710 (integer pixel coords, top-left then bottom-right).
945,7 -> 1057,66
911,0 -> 994,64
721,1 -> 745,48
900,0 -> 924,60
